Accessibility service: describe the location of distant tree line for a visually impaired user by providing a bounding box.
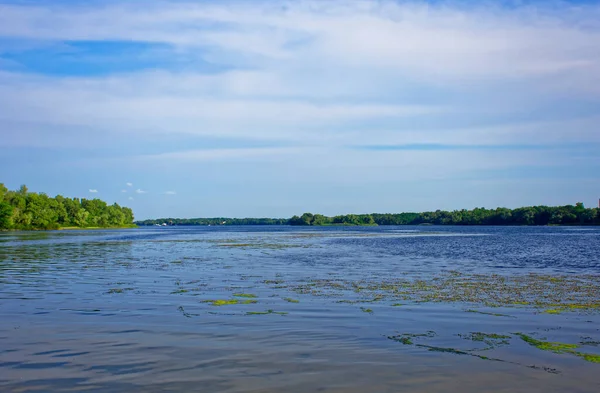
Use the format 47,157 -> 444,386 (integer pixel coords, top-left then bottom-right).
291,204 -> 600,226
137,203 -> 600,227
0,184 -> 135,230
137,217 -> 289,226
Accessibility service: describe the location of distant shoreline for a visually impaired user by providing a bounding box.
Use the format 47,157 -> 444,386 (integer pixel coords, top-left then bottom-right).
136,204 -> 600,227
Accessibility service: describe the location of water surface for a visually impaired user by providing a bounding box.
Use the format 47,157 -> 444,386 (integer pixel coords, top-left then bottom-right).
1,226 -> 600,392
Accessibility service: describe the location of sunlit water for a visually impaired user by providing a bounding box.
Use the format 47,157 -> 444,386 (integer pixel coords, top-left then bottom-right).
1,226 -> 600,392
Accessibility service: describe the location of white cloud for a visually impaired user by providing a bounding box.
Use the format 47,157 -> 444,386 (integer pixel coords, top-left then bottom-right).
126,182 -> 133,187
135,189 -> 147,194
0,0 -> 598,180
89,189 -> 98,193
0,1 -> 598,82
121,189 -> 127,193
128,196 -> 134,200
164,191 -> 176,195
0,1 -> 598,153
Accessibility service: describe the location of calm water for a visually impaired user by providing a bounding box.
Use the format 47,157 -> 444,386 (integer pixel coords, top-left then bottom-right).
1,226 -> 600,392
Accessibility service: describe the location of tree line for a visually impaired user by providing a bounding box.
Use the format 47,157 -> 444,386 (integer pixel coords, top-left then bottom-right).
290,204 -> 600,226
137,217 -> 289,226
137,203 -> 600,227
0,184 -> 135,230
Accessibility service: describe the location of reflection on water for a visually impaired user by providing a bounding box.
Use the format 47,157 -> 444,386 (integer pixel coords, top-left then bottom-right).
1,226 -> 600,392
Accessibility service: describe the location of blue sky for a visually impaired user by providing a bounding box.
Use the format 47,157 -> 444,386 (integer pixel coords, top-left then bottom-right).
0,0 -> 599,219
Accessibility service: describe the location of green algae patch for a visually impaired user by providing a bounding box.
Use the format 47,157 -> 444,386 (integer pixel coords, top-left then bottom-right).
284,297 -> 299,303
388,331 -> 436,345
515,333 -> 578,353
542,303 -> 600,315
211,299 -> 239,306
543,309 -> 562,314
204,299 -> 258,306
391,303 -> 403,307
264,279 -> 285,285
459,332 -> 511,349
171,289 -> 189,294
233,293 -> 257,298
360,307 -> 373,314
515,333 -> 600,363
246,309 -> 288,316
277,273 -> 600,312
576,353 -> 600,363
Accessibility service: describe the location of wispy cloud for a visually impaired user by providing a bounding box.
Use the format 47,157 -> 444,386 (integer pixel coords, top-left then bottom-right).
0,0 -> 598,151
89,189 -> 98,193
126,182 -> 133,187
135,189 -> 147,194
121,189 -> 127,193
164,191 -> 176,195
128,196 -> 134,201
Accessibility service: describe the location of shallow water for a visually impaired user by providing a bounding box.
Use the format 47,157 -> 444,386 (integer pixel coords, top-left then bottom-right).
1,226 -> 600,392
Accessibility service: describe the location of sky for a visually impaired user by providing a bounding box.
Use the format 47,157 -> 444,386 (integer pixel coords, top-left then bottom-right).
0,0 -> 599,220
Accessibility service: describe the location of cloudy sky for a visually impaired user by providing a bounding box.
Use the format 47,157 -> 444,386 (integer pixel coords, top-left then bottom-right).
0,0 -> 599,219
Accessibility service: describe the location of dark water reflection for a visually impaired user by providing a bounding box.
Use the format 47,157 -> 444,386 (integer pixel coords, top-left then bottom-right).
1,226 -> 600,392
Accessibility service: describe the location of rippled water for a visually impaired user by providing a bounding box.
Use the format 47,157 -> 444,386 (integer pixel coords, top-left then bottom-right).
1,226 -> 600,392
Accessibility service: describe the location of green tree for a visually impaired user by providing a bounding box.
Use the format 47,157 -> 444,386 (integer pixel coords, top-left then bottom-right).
75,209 -> 90,227
0,201 -> 13,229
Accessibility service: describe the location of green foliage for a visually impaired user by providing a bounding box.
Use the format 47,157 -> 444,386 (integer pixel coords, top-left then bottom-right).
138,217 -> 290,226
287,203 -> 600,226
0,201 -> 13,229
0,183 -> 135,230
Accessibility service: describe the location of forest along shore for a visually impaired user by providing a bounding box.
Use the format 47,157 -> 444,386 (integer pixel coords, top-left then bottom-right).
0,184 -> 135,231
137,203 -> 600,227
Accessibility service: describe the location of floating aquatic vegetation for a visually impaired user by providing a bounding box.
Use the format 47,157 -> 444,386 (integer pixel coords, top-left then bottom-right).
272,273 -> 600,312
515,333 -> 578,353
246,309 -> 288,316
264,279 -> 285,285
177,306 -> 193,318
388,331 -> 436,345
107,287 -> 134,294
577,353 -> 600,363
515,333 -> 600,363
459,332 -> 511,349
204,299 -> 258,306
360,307 -> 373,314
170,289 -> 189,294
284,298 -> 299,303
543,309 -> 562,314
388,331 -> 561,373
580,340 -> 600,346
465,309 -> 514,317
542,303 -> 600,315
